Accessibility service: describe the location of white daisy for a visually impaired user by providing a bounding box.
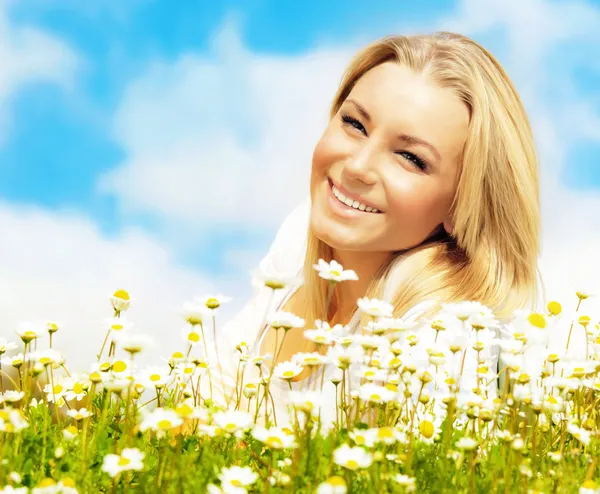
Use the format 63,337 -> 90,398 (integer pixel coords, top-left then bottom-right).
101,447 -> 144,478
333,444 -> 373,470
312,259 -> 358,283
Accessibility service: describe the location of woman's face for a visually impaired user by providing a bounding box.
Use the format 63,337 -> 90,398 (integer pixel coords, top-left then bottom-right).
310,61 -> 470,253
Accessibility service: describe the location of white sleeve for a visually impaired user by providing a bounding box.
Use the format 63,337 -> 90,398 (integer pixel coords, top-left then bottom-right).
206,195 -> 310,407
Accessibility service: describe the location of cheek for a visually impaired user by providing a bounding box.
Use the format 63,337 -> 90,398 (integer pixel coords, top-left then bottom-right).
385,179 -> 450,222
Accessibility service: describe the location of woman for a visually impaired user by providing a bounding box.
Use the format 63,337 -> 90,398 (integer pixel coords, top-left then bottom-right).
211,31 -> 542,428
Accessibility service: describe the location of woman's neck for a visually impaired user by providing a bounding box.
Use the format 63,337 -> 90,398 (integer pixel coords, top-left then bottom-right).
329,249 -> 392,321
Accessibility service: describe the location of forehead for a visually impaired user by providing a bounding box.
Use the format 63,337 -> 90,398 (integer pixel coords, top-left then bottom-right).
346,62 -> 470,163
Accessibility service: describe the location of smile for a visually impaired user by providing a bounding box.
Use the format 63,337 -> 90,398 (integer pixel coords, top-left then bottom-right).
328,178 -> 381,214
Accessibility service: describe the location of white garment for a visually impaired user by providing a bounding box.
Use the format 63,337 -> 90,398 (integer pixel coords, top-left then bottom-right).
212,195 -> 501,428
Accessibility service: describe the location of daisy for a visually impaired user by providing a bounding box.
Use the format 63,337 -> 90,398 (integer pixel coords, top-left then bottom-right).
303,329 -> 336,345
0,409 -> 29,433
218,466 -> 258,490
292,352 -> 328,367
110,289 -> 132,313
212,410 -> 254,436
0,338 -> 18,354
287,390 -> 322,415
138,366 -> 170,389
357,383 -> 396,404
333,444 -> 373,470
349,428 -> 378,448
312,259 -> 358,282
357,297 -> 394,318
28,349 -> 64,368
139,408 -> 183,433
252,427 -> 297,449
114,331 -> 154,354
195,293 -> 232,311
0,390 -> 24,404
274,361 -> 303,381
268,311 -> 305,331
66,408 -> 92,421
394,474 -> 416,491
104,316 -> 133,334
43,379 -> 68,404
250,269 -> 302,291
101,447 -> 144,478
316,476 -> 347,494
15,322 -> 42,344
456,437 -> 478,451
181,325 -> 204,346
63,374 -> 90,401
181,300 -> 209,326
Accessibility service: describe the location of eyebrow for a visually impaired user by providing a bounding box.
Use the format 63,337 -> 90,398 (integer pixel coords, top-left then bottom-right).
345,98 -> 441,162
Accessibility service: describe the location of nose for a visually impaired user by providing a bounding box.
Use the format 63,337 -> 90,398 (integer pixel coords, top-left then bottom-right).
342,141 -> 378,186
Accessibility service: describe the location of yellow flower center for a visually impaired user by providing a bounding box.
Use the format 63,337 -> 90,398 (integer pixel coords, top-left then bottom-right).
172,351 -> 184,359
73,383 -> 84,395
150,374 -> 161,382
118,457 -> 131,467
419,420 -> 435,438
112,361 -> 127,373
188,332 -> 200,343
370,394 -> 381,401
111,324 -> 124,331
266,436 -> 283,448
527,313 -> 546,329
206,298 -> 220,309
547,301 -> 562,315
53,384 -> 63,394
283,371 -> 295,378
157,420 -> 173,430
113,289 -> 130,301
327,477 -> 346,487
346,460 -> 359,470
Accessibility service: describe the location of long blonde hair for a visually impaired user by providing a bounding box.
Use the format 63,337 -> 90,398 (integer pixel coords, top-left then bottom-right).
302,32 -> 543,335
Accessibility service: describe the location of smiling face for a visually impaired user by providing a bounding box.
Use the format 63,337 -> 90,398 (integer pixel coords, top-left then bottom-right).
309,61 -> 470,253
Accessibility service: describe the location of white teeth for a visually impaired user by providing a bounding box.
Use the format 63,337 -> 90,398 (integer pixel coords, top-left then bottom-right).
331,183 -> 380,213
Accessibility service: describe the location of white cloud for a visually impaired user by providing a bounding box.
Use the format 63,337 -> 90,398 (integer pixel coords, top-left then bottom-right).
0,0 -> 79,144
0,201 -> 256,372
98,15 -> 355,230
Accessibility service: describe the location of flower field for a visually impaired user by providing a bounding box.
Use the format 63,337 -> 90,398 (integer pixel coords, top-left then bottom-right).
0,260 -> 599,493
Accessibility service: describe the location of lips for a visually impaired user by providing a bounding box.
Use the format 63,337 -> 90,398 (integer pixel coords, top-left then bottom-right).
327,177 -> 382,213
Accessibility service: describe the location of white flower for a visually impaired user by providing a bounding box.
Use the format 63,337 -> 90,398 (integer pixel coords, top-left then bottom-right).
250,269 -> 302,291
28,349 -> 64,368
357,297 -> 394,318
268,311 -> 305,331
0,338 -> 18,354
0,390 -> 24,404
139,408 -> 183,433
0,409 -> 29,433
274,361 -> 303,381
287,390 -> 322,414
313,259 -> 358,282
196,293 -> 232,311
212,410 -> 254,435
292,352 -> 328,367
181,300 -> 210,326
252,427 -> 297,449
333,444 -> 373,470
114,331 -> 154,354
139,366 -> 170,389
316,476 -> 347,494
394,474 -> 416,491
303,329 -> 336,345
66,408 -> 92,421
180,325 -> 205,346
105,316 -> 133,334
349,428 -> 378,448
110,289 -> 132,313
15,322 -> 43,343
0,486 -> 28,493
218,466 -> 258,490
456,437 -> 478,451
43,379 -> 68,404
357,383 -> 396,404
567,423 -> 591,446
101,447 -> 144,478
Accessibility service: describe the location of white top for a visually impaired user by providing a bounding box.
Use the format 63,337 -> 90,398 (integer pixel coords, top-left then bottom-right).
211,194 -> 501,428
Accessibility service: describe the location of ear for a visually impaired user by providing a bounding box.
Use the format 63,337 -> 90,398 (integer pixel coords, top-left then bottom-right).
443,218 -> 454,236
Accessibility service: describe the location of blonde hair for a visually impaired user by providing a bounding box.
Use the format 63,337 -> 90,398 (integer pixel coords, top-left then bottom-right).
302,31 -> 543,338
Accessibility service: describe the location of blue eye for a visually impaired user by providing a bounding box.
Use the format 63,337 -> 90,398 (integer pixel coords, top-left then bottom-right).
340,113 -> 429,172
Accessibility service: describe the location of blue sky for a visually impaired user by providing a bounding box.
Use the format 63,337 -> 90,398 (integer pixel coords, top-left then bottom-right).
2,0 -> 599,281
1,0 -> 599,368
